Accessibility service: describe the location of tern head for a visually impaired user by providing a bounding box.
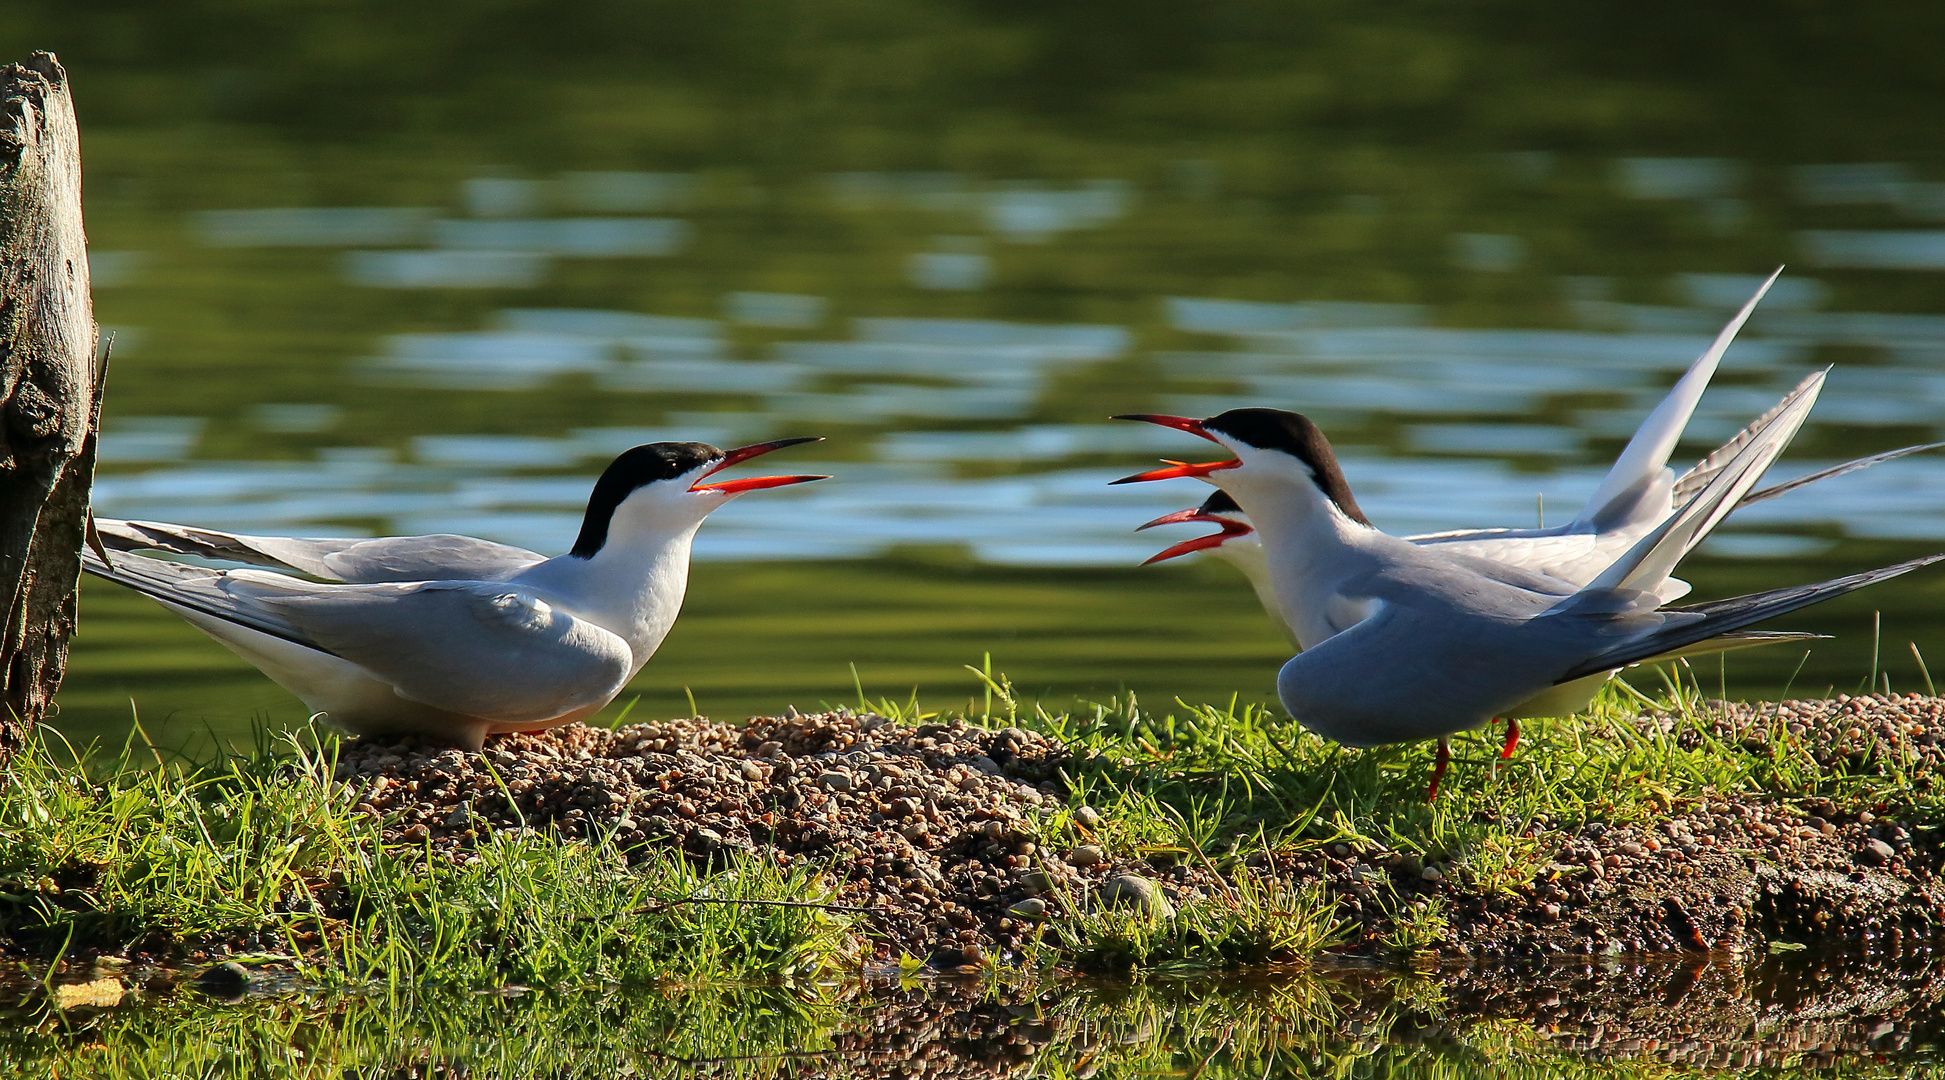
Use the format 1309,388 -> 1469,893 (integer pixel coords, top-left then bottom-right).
570,438 -> 827,558
1136,490 -> 1256,565
1111,409 -> 1370,526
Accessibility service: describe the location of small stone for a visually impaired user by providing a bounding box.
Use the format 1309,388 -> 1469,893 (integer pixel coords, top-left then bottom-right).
1098,875 -> 1175,919
1067,844 -> 1105,867
1074,806 -> 1103,829
1008,897 -> 1047,918
818,771 -> 853,792
1860,839 -> 1897,866
195,962 -> 251,1002
1019,871 -> 1054,895
740,761 -> 764,782
1421,865 -> 1443,882
401,824 -> 430,843
444,801 -> 473,828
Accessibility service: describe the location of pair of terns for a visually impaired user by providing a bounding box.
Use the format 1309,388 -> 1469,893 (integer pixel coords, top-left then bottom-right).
1118,273 -> 1945,794
86,272 -> 1938,772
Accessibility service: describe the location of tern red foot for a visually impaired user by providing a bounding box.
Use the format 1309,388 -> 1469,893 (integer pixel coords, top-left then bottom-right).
1425,736 -> 1451,802
1500,718 -> 1520,759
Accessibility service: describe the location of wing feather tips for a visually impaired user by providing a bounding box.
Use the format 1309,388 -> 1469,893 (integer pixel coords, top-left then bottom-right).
1556,552 -> 1945,683
81,548 -> 349,658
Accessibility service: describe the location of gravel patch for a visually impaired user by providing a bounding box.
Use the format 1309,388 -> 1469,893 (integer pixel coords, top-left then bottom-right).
332,695 -> 1945,966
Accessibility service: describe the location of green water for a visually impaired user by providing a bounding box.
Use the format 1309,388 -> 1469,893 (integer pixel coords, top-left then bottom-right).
19,2 -> 1945,753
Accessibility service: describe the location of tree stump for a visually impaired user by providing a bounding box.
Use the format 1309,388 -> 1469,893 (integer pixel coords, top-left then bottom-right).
0,52 -> 99,766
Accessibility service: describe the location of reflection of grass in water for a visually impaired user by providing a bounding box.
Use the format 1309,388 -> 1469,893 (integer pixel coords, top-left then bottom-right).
4,962 -> 1924,1077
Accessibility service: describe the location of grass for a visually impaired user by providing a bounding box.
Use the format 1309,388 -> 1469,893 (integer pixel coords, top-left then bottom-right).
3,665 -> 1942,1074
10,657 -> 1937,982
0,728 -> 863,990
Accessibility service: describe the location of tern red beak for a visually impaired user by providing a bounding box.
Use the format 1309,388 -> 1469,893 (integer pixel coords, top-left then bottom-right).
690,437 -> 830,494
1136,507 -> 1219,531
1142,516 -> 1253,565
1108,415 -> 1237,484
1111,414 -> 1226,445
1111,458 -> 1239,484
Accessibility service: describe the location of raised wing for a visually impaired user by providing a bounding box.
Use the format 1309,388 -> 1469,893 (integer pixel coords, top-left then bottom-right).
1572,267 -> 1781,529
83,549 -> 630,723
94,518 -> 546,583
1582,366 -> 1824,597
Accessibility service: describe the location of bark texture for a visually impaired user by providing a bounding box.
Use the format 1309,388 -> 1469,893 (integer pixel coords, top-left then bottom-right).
0,52 -> 98,766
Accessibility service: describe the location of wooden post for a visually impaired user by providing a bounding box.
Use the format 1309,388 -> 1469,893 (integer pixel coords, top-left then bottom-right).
0,52 -> 99,765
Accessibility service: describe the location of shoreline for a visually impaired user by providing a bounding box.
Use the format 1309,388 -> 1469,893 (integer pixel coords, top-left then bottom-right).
9,692 -> 1945,976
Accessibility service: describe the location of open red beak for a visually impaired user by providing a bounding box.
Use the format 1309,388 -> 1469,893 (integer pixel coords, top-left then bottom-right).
690,437 -> 830,494
1138,508 -> 1253,564
1109,415 -> 1237,484
1142,517 -> 1253,565
1111,458 -> 1239,485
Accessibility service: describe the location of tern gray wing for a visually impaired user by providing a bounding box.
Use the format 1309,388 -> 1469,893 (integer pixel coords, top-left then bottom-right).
84,549 -> 631,723
94,518 -> 546,583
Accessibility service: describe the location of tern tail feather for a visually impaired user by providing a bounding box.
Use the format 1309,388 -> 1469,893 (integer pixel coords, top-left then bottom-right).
1557,553 -> 1945,682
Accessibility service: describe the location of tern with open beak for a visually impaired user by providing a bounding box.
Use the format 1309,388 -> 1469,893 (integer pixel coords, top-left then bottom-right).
1117,402 -> 1943,797
85,439 -> 828,750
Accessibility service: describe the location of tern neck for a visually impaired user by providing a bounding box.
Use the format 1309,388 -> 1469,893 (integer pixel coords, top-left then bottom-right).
520,522 -> 700,670
1225,478 -> 1376,649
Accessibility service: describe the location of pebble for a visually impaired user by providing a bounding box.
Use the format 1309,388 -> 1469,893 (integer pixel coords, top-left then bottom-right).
1008,898 -> 1047,918
818,771 -> 852,792
1074,806 -> 1102,829
1861,839 -> 1897,866
1066,845 -> 1105,868
1098,875 -> 1176,919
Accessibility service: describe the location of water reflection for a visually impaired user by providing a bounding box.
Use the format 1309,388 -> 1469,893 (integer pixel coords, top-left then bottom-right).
10,953 -> 1945,1075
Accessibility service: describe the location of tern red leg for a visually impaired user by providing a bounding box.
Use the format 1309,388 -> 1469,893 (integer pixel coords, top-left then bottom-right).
1425,736 -> 1452,802
1500,718 -> 1520,759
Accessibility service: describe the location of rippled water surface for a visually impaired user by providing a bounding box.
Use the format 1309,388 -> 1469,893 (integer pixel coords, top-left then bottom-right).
14,3 -> 1945,748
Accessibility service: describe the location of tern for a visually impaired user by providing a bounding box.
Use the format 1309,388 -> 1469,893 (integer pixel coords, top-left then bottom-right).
1116,403 -> 1944,796
1125,271 -> 1794,630
84,439 -> 828,750
1141,440 -> 1941,651
1116,272 -> 1933,756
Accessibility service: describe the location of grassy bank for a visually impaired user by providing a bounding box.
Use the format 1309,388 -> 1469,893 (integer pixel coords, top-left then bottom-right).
9,664 -> 1945,981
